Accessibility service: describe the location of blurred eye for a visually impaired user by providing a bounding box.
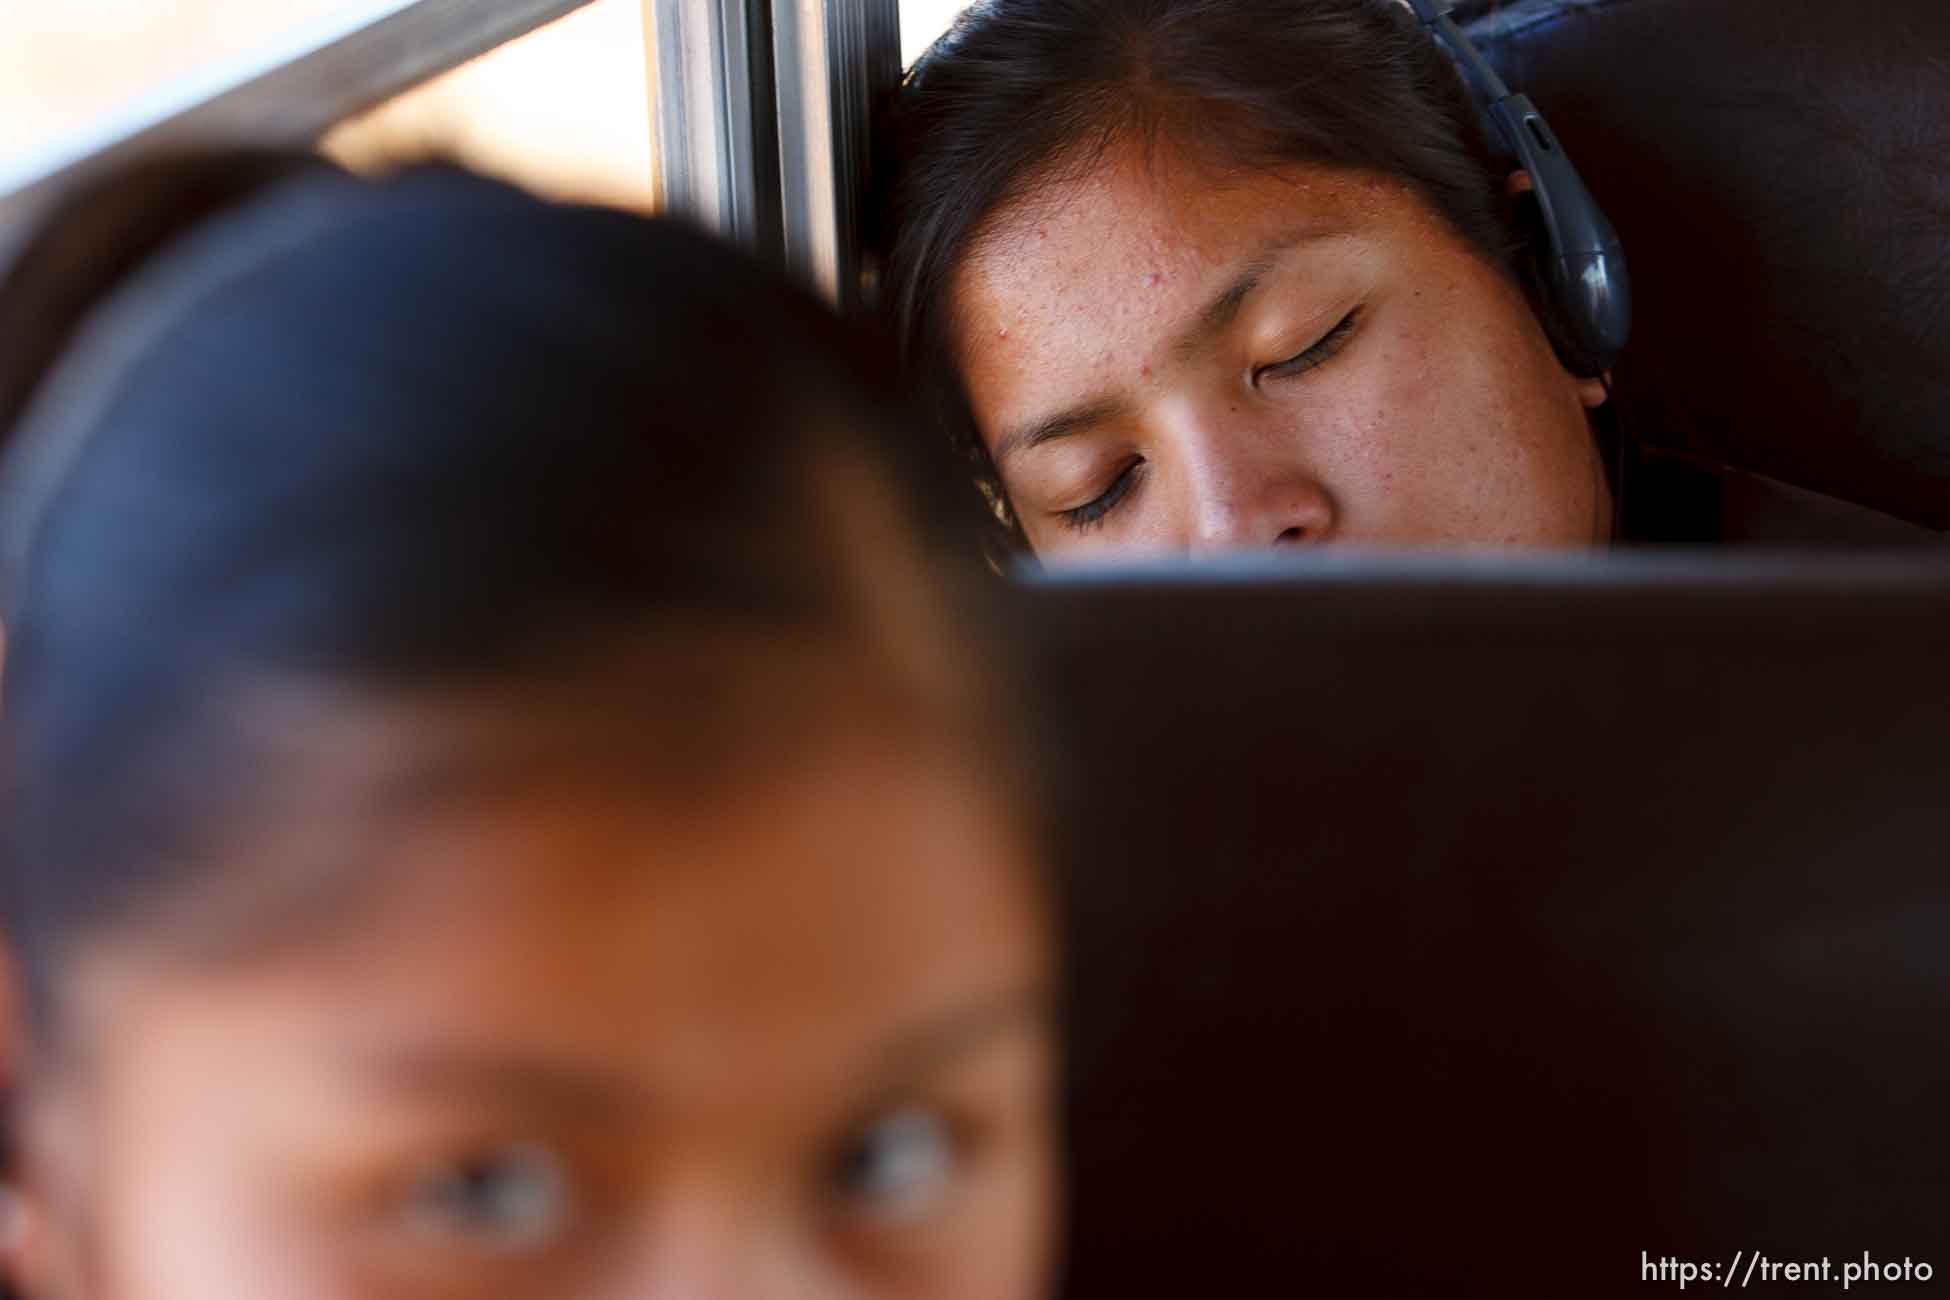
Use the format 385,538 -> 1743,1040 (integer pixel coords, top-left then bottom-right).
829,1106 -> 960,1227
402,1144 -> 573,1253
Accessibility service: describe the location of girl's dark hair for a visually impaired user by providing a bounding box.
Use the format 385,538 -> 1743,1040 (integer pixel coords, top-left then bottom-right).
869,0 -> 1517,524
0,151 -> 334,453
0,154 -> 1007,1030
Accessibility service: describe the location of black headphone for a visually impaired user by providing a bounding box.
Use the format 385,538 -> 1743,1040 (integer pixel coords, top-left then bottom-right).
1406,0 -> 1631,377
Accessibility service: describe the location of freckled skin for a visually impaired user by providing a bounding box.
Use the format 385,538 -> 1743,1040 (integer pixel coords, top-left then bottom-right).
950,142 -> 1611,558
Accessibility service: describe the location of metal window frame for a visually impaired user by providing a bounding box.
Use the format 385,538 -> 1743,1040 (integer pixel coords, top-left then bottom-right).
648,0 -> 777,248
652,0 -> 898,306
770,0 -> 899,308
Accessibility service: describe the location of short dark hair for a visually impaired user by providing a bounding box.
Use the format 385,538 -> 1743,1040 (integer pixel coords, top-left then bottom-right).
0,155 -> 1012,1033
869,0 -> 1516,526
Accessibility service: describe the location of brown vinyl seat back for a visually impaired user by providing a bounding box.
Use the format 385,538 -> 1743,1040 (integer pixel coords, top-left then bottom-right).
1463,0 -> 1950,529
1040,560 -> 1950,1297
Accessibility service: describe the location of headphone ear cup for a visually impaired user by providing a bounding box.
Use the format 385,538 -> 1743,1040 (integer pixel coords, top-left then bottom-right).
1509,190 -> 1604,380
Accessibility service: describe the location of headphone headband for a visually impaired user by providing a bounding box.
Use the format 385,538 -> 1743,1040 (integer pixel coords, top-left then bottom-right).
1406,0 -> 1631,375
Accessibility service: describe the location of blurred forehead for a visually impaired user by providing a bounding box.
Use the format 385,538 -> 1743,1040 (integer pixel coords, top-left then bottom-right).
308,717 -> 1040,1051
62,673 -> 1045,1084
46,611 -> 1016,958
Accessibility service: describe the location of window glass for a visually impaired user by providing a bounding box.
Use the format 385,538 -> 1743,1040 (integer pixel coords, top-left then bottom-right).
324,0 -> 655,211
900,0 -> 967,68
1,0 -> 656,213
0,0 -> 360,169
894,1 -> 1515,70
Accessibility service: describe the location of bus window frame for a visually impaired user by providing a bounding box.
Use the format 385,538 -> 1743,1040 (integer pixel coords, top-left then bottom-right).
0,0 -> 903,308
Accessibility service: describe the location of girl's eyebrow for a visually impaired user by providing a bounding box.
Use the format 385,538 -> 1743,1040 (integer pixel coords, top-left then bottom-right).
335,984 -> 1049,1114
990,251 -> 1279,469
863,983 -> 1052,1089
993,226 -> 1351,463
1173,224 -> 1351,362
349,1047 -> 644,1120
994,398 -> 1131,465
1179,252 -> 1282,360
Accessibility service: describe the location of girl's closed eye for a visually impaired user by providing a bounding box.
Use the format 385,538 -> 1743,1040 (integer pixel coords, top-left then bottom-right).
1059,457 -> 1145,532
1254,306 -> 1363,386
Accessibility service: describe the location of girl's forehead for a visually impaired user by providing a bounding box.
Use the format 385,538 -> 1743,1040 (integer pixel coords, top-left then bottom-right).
955,144 -> 1402,338
50,654 -> 1034,1001
970,140 -> 1396,275
65,708 -> 1047,1096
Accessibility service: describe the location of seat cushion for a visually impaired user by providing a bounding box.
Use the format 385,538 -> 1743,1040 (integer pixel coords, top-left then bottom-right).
1464,0 -> 1950,529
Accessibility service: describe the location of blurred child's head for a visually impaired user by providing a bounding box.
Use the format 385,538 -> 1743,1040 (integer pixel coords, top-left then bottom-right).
0,158 -> 1053,1300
